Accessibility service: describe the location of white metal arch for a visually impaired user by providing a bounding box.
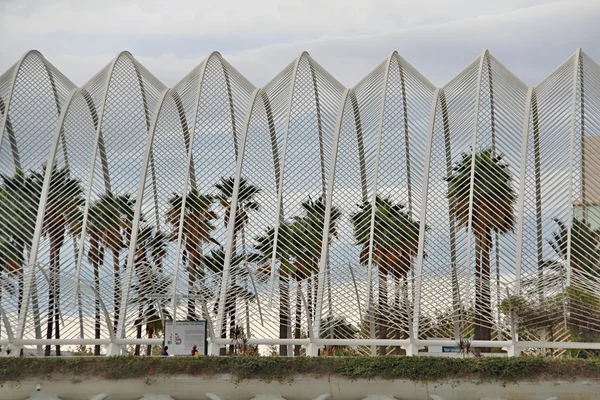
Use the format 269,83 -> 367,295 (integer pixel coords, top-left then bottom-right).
169,51 -> 244,331
266,51 -> 311,300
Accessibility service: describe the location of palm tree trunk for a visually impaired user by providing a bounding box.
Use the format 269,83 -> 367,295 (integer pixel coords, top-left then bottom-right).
378,266 -> 388,356
228,233 -> 238,355
94,261 -> 101,356
45,242 -> 58,356
474,229 -> 492,352
113,250 -> 120,336
279,274 -> 290,356
146,327 -> 154,356
187,243 -> 198,321
307,276 -> 313,322
55,269 -> 61,356
393,273 -> 401,355
241,226 -> 251,339
294,280 -> 302,356
135,307 -> 143,356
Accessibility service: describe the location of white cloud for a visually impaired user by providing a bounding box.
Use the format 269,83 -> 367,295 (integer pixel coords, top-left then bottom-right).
0,0 -> 598,88
0,0 -> 565,37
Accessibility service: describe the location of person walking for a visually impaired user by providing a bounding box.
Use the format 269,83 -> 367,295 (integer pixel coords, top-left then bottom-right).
191,345 -> 199,356
161,346 -> 169,356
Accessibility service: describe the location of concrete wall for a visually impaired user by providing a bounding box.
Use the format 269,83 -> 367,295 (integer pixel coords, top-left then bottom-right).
3,376 -> 599,400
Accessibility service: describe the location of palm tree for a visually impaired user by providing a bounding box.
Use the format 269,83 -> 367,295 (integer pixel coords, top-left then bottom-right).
292,196 -> 341,355
251,222 -> 296,356
549,218 -> 600,278
202,247 -> 254,354
37,166 -> 84,356
87,193 -> 136,348
215,176 -> 260,353
132,226 -> 169,356
351,195 -> 421,355
166,189 -> 219,320
0,170 -> 41,314
446,149 -> 516,347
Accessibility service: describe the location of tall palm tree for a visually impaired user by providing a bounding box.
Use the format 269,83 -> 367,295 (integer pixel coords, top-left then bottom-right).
215,176 -> 260,353
291,196 -> 341,355
166,189 -> 219,320
38,166 -> 84,357
132,226 -> 169,356
87,193 -> 136,347
351,195 -> 421,356
446,149 -> 515,347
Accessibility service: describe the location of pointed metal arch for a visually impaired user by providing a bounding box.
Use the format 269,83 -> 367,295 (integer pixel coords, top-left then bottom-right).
16,87 -> 78,340
267,51 -> 311,300
0,50 -> 73,171
363,51 -> 397,351
169,52 -> 231,330
514,87 -> 535,294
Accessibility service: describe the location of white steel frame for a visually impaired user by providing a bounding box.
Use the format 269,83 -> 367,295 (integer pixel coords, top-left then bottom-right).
1,48 -> 599,357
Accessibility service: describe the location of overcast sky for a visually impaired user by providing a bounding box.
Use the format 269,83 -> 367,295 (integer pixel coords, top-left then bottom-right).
1,0 -> 599,88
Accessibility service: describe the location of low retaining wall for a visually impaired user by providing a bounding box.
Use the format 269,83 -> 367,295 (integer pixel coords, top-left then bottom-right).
1,357 -> 599,399
2,376 -> 599,400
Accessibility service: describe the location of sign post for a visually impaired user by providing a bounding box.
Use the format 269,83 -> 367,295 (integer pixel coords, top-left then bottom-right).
164,320 -> 207,356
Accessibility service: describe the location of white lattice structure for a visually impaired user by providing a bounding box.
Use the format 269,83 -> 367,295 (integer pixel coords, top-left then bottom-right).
1,49 -> 600,357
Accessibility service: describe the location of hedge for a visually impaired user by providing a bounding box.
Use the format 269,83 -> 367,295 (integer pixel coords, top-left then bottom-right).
1,356 -> 599,385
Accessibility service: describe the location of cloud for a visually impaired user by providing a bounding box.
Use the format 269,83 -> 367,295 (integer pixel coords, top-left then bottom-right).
1,0 -> 598,88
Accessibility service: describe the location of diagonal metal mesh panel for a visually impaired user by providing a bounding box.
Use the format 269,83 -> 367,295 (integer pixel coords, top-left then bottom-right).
1,49 -> 600,356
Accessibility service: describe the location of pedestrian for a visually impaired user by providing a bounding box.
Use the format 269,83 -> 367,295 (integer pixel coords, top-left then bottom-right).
191,345 -> 199,356
161,346 -> 169,356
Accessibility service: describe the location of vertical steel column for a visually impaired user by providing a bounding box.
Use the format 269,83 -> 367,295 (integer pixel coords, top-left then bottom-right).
411,88 -> 440,340
513,88 -> 534,294
313,88 -> 349,337
118,88 -> 170,340
565,49 -> 583,287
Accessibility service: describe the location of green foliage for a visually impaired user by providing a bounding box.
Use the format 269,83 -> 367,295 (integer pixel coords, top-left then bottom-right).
446,149 -> 516,233
549,218 -> 600,277
500,285 -> 600,346
350,195 -> 421,270
1,357 -> 600,385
